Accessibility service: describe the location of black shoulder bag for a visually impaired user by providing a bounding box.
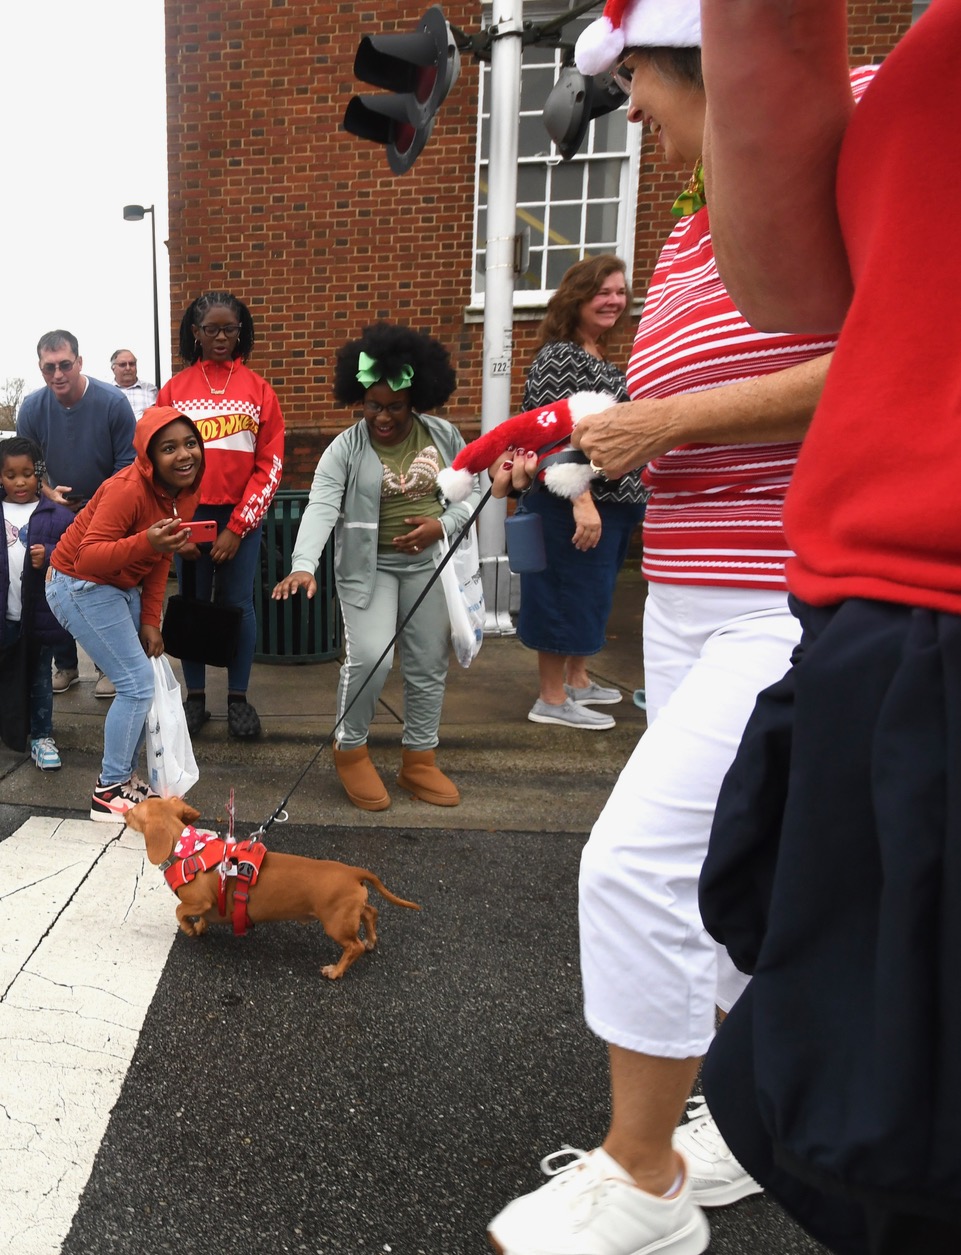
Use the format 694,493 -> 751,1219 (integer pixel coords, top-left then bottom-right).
161,559 -> 242,668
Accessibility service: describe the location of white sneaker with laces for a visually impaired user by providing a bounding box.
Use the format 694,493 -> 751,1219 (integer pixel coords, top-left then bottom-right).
672,1096 -> 763,1207
487,1146 -> 709,1255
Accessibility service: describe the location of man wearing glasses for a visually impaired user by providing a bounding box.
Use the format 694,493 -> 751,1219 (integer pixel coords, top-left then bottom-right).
17,329 -> 136,695
110,349 -> 158,420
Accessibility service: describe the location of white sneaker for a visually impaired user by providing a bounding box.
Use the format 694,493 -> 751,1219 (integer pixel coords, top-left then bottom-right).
487,1147 -> 709,1255
672,1097 -> 763,1207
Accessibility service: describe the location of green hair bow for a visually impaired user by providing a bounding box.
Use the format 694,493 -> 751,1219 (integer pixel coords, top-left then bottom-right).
356,351 -> 414,392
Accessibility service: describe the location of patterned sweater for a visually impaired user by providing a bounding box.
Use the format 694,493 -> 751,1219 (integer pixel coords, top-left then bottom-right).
157,359 -> 284,538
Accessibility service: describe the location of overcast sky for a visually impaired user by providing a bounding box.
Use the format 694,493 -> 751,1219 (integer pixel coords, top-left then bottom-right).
2,1 -> 169,400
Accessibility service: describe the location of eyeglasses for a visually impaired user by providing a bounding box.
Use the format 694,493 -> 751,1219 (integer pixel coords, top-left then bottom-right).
612,61 -> 634,94
40,359 -> 78,377
199,323 -> 240,338
114,360 -> 136,369
363,399 -> 409,418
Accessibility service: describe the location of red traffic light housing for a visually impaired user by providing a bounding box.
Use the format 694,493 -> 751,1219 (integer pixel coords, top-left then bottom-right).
343,5 -> 460,175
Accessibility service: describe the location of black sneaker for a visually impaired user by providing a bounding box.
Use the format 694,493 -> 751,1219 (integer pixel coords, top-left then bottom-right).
183,696 -> 210,736
227,699 -> 261,739
90,779 -> 145,823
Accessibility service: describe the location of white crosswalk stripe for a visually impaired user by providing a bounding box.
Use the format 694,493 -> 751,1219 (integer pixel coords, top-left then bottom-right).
0,817 -> 177,1254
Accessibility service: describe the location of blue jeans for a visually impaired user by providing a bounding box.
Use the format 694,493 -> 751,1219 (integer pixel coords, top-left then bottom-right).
45,572 -> 152,786
2,618 -> 54,740
174,507 -> 262,694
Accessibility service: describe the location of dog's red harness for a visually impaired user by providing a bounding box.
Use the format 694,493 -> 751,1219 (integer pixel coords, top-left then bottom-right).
162,825 -> 267,937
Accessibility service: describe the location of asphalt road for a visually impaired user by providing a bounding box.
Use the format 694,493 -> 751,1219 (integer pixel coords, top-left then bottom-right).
1,805 -> 825,1255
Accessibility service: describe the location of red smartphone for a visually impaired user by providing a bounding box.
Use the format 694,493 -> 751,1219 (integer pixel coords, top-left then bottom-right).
176,519 -> 219,542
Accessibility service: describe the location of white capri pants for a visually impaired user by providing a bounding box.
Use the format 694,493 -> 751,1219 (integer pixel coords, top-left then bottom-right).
579,582 -> 801,1058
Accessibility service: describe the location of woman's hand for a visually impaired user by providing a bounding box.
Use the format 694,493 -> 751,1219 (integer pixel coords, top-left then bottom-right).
140,625 -> 165,657
571,492 -> 603,551
148,519 -> 192,554
211,527 -> 242,565
572,400 -> 677,479
395,516 -> 445,556
272,570 -> 317,600
488,449 -> 540,499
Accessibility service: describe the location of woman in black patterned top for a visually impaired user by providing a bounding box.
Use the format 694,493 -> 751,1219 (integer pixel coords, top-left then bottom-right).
520,255 -> 646,730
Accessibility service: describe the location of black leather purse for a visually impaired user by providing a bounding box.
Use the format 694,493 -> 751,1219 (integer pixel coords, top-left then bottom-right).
161,560 -> 242,668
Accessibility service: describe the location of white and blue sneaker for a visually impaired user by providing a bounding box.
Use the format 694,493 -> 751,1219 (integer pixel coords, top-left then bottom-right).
30,737 -> 62,771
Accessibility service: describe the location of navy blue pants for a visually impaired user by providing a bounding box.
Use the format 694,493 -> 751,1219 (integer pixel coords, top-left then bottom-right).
701,597 -> 961,1253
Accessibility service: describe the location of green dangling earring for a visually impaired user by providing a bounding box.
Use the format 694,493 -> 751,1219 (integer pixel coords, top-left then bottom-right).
671,158 -> 706,217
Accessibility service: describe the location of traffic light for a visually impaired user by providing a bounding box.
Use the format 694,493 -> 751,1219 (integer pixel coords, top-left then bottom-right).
543,66 -> 627,161
343,5 -> 460,175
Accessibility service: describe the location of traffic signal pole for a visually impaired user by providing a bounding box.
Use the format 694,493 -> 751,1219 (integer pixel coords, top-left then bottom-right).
477,0 -> 523,635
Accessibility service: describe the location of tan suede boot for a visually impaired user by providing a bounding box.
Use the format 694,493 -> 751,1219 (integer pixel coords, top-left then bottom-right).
333,745 -> 390,811
396,749 -> 460,807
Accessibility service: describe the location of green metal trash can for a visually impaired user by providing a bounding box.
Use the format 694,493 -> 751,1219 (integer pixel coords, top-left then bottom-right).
254,490 -> 343,664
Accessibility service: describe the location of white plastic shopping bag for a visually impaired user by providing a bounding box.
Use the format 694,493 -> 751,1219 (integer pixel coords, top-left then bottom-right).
435,526 -> 485,668
145,655 -> 200,797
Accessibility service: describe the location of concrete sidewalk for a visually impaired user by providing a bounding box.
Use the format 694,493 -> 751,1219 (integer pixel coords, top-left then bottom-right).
0,570 -> 649,834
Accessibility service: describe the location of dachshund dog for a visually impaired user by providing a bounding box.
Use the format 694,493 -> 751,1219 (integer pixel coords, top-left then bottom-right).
126,796 -> 420,979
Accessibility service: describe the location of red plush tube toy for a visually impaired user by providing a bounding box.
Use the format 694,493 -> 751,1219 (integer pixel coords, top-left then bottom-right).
436,391 -> 615,503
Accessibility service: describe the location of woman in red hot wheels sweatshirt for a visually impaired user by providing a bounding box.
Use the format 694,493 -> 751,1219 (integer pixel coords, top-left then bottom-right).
157,291 -> 285,741
46,406 -> 204,820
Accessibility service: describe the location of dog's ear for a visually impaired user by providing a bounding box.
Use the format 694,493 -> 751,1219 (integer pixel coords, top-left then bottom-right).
141,808 -> 181,868
173,797 -> 202,824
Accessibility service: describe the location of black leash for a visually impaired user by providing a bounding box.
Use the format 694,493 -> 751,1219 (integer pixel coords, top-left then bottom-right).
250,484 -> 493,840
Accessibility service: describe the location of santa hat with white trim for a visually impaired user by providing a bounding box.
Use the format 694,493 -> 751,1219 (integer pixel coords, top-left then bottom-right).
436,391 -> 614,503
575,0 -> 701,78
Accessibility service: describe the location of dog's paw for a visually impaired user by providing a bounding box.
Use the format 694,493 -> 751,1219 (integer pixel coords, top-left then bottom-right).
321,964 -> 343,980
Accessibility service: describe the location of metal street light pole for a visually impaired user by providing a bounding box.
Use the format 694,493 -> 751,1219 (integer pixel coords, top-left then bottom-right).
122,204 -> 162,389
477,0 -> 523,635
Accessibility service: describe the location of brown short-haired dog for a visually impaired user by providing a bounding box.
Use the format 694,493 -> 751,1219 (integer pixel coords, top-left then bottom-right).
126,796 -> 420,979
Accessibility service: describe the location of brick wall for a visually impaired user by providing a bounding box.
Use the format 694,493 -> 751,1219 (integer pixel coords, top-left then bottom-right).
165,1 -> 913,488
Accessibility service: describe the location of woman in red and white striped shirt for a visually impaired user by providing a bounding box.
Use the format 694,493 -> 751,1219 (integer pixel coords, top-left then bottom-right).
488,13 -> 878,1250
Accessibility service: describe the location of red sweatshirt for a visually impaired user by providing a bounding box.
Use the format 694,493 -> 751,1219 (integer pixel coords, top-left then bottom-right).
785,4 -> 961,612
51,406 -> 204,628
157,359 -> 284,537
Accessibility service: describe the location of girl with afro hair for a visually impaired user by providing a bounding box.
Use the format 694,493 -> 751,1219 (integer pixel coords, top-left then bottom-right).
273,323 -> 481,811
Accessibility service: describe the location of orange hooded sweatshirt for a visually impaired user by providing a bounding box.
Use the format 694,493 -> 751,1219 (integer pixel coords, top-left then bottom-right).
51,405 -> 204,629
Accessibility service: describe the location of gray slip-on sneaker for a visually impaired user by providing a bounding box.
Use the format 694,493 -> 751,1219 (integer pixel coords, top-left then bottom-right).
528,697 -> 615,729
564,681 -> 623,705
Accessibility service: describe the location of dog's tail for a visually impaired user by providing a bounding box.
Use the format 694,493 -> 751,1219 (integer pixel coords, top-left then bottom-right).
360,872 -> 421,911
